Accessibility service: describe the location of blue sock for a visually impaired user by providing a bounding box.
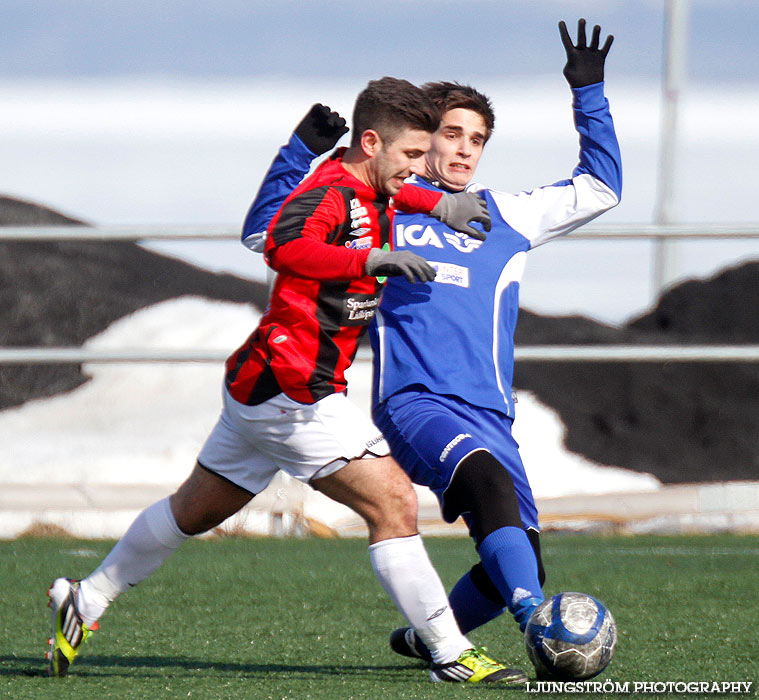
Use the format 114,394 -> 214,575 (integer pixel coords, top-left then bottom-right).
478,526 -> 544,631
448,570 -> 505,634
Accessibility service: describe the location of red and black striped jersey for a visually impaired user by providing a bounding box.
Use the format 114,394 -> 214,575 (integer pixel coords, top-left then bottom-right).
225,150 -> 440,405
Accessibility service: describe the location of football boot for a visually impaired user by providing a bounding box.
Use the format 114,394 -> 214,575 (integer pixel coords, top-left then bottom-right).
46,578 -> 98,676
389,627 -> 433,662
429,646 -> 528,684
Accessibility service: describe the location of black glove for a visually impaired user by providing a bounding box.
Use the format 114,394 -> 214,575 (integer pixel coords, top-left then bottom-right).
559,19 -> 614,89
294,104 -> 349,155
365,248 -> 437,284
430,191 -> 491,240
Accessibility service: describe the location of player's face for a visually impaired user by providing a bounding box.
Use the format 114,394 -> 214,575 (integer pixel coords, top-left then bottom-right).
372,128 -> 431,196
425,108 -> 487,192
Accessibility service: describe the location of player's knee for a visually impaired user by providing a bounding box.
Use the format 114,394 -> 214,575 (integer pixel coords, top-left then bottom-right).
175,518 -> 212,537
444,450 -> 522,540
397,486 -> 419,531
364,479 -> 418,535
169,489 -> 228,536
527,528 -> 547,586
170,462 -> 252,536
170,495 -> 223,536
385,481 -> 419,530
447,450 -> 519,514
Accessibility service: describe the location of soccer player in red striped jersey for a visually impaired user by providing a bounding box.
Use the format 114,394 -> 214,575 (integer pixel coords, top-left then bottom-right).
47,77 -> 526,685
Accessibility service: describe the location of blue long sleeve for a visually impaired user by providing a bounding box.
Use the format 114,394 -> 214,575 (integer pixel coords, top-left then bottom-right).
241,133 -> 316,249
570,82 -> 622,200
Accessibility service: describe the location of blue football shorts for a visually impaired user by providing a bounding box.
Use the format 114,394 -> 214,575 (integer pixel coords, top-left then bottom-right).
373,388 -> 539,531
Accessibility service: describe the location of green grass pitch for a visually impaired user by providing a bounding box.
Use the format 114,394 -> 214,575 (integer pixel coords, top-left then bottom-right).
2,533 -> 758,699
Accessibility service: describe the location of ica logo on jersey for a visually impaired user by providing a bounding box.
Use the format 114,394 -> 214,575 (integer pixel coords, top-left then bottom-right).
394,224 -> 483,253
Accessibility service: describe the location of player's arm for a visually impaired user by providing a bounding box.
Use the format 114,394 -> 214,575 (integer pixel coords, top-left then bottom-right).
266,188 -> 435,284
394,185 -> 491,240
560,18 -> 622,201
485,19 -> 622,248
265,187 -> 367,280
242,104 -> 348,252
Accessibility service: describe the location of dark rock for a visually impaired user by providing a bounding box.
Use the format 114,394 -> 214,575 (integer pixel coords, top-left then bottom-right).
513,262 -> 759,483
1,196 -> 269,409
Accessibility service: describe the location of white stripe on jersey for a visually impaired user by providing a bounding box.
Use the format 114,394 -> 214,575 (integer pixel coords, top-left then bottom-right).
470,173 -> 619,249
375,307 -> 387,401
491,252 -> 527,416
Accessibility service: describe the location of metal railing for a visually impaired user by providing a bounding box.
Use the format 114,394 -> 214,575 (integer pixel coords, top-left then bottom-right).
0,345 -> 758,365
1,223 -> 759,242
2,223 -> 757,366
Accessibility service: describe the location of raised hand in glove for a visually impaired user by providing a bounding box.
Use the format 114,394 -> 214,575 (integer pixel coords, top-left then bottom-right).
559,19 -> 614,89
430,191 -> 491,241
294,104 -> 349,155
365,248 -> 437,284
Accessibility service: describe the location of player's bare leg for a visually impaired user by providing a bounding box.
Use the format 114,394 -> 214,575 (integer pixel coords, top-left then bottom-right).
47,463 -> 255,675
311,455 -> 417,543
313,455 -> 469,663
70,464 -> 253,632
170,462 -> 254,535
312,457 -> 525,683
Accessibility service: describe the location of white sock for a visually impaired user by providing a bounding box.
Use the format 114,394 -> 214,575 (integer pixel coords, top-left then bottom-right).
77,497 -> 189,626
369,534 -> 470,664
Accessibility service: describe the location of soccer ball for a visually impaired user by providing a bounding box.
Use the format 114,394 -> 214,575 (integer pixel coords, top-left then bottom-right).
524,592 -> 617,680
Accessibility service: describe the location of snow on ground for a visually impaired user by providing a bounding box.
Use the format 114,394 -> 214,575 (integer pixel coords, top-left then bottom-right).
513,398 -> 661,498
0,297 -> 659,537
1,297 -> 257,487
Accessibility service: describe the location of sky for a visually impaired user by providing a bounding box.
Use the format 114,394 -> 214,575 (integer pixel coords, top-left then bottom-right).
3,0 -> 759,85
2,0 -> 758,323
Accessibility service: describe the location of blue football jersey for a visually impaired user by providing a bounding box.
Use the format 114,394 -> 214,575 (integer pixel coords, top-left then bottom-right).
371,83 -> 621,418
243,82 -> 622,419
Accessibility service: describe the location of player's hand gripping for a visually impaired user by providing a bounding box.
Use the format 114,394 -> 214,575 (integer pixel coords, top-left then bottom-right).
294,103 -> 349,155
430,191 -> 491,241
559,19 -> 614,89
365,248 -> 437,284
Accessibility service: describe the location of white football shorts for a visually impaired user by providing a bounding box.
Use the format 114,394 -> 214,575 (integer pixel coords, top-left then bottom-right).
197,384 -> 390,494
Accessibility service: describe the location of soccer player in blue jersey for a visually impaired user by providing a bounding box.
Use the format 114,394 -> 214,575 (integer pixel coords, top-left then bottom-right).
243,19 -> 621,664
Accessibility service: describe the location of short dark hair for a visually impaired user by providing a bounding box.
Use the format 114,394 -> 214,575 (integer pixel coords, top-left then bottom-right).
351,77 -> 440,147
421,81 -> 495,141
